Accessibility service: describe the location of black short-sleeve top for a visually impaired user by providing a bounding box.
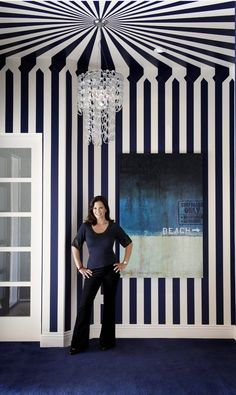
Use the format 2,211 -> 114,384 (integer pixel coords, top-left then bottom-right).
71,222 -> 132,269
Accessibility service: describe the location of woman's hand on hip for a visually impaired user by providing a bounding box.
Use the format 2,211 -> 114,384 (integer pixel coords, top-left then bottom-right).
78,267 -> 93,279
113,262 -> 127,273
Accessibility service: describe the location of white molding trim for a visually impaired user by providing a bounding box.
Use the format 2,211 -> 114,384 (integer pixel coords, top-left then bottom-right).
40,325 -> 236,347
40,331 -> 72,348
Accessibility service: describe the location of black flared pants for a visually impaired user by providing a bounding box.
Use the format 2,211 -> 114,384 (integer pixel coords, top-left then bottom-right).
71,265 -> 120,350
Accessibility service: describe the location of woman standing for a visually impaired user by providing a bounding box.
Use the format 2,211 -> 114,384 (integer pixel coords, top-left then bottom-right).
70,195 -> 133,355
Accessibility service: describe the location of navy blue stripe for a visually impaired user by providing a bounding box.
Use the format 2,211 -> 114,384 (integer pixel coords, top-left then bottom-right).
157,76 -> 165,152
36,69 -> 44,133
129,278 -> 137,324
173,278 -> 180,324
77,115 -> 83,227
88,145 -> 94,204
158,278 -> 166,324
201,78 -> 209,325
215,69 -> 229,325
144,79 -> 151,153
65,71 -> 72,331
229,80 -> 235,324
20,68 -> 28,133
144,278 -> 151,324
101,144 -> 108,198
76,113 -> 83,315
129,78 -> 137,153
116,110 -> 123,323
187,278 -> 195,324
50,69 -> 59,332
172,78 -> 179,153
5,70 -> 13,133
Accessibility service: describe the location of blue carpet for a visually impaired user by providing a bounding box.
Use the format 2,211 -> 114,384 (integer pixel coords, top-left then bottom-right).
0,339 -> 236,394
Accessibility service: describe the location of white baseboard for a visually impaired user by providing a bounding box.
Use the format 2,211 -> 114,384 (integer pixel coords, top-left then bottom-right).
40,324 -> 236,347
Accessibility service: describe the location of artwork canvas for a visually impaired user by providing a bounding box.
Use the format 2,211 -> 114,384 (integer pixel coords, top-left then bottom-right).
119,154 -> 203,278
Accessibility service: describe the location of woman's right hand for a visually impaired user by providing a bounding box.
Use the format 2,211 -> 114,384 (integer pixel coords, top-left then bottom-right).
78,267 -> 93,279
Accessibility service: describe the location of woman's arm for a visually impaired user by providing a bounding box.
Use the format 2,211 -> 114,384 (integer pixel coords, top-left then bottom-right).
114,242 -> 133,273
71,246 -> 92,278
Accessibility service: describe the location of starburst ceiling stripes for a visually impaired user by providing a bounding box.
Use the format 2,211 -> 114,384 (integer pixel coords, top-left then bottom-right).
0,0 -> 234,70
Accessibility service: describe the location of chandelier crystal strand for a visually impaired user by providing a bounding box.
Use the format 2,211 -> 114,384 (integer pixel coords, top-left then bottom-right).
77,70 -> 124,146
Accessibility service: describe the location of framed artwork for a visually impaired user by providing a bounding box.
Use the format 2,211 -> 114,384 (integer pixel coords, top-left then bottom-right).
119,154 -> 203,278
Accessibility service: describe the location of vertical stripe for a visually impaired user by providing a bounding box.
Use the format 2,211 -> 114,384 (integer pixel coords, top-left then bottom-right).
65,71 -> 72,331
158,278 -> 165,324
5,70 -> 13,133
57,69 -> 66,333
187,278 -> 195,324
173,278 -> 180,324
144,278 -> 151,324
36,69 -> 44,133
42,61 -> 52,334
201,77 -> 209,325
229,80 -> 235,325
129,78 -> 137,153
20,67 -> 28,133
215,70 -> 227,325
157,77 -> 165,153
116,109 -> 123,324
50,69 -> 59,332
172,79 -> 179,153
222,76 -> 232,326
129,278 -> 137,324
88,145 -> 94,203
101,144 -> 108,197
144,79 -> 151,152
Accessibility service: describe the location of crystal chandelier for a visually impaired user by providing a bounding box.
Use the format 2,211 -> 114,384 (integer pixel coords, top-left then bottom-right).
77,19 -> 124,146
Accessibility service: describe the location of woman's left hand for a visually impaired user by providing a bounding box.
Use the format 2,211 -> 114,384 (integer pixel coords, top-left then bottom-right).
113,262 -> 127,273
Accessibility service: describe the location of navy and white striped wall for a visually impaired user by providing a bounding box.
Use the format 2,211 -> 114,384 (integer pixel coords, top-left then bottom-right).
0,57 -> 235,344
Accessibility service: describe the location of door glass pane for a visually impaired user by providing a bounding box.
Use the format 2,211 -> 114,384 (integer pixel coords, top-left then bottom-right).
0,183 -> 31,212
0,218 -> 31,246
0,148 -> 31,177
0,252 -> 31,281
0,286 -> 30,316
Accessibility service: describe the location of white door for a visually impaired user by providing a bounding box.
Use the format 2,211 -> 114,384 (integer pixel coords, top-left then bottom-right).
0,134 -> 42,340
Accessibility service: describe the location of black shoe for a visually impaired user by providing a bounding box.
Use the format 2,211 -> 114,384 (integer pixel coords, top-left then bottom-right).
69,347 -> 86,355
100,344 -> 116,351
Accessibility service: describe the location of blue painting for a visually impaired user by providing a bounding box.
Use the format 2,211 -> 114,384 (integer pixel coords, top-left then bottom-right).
119,154 -> 203,278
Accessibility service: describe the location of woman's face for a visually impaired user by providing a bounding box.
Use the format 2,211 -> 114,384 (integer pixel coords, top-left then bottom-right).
93,201 -> 107,220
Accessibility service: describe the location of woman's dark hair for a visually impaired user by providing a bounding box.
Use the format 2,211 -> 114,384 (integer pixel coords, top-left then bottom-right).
85,195 -> 114,225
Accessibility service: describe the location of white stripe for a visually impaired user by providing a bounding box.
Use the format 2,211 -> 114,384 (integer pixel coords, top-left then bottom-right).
151,278 -> 158,323
68,60 -> 79,328
165,76 -> 174,153
28,67 -> 37,133
136,76 -> 145,153
194,279 -> 202,325
193,75 -> 202,153
222,76 -> 232,325
180,278 -> 187,325
0,67 -> 6,132
150,74 -> 158,153
206,70 -> 216,325
57,68 -> 66,333
179,70 -> 187,153
137,278 -> 144,324
41,60 -> 52,333
165,278 -> 173,325
5,59 -> 21,133
122,278 -> 130,325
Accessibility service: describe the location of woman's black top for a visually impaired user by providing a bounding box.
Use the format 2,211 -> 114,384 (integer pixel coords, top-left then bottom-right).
72,222 -> 132,269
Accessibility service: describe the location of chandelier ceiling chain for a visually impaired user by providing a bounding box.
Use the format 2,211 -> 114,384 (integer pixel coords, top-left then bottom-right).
77,18 -> 124,146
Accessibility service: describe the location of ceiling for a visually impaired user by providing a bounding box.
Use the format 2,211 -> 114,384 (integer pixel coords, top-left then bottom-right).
0,0 -> 235,72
